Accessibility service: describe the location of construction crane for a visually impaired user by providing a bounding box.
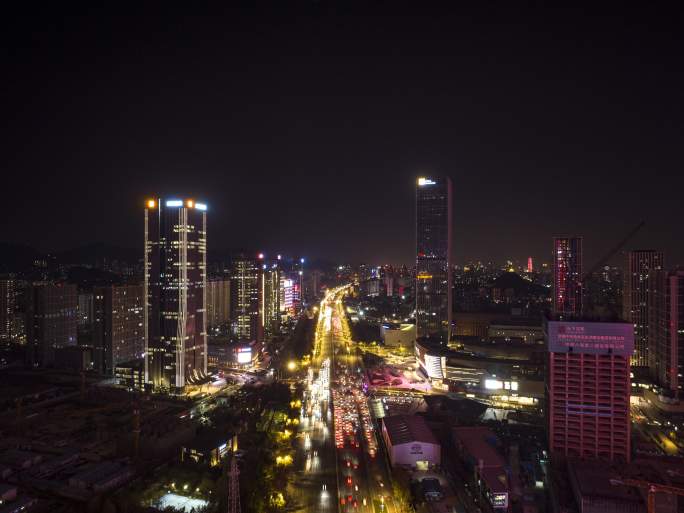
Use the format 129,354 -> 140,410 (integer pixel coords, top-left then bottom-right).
581,220 -> 645,285
611,478 -> 684,513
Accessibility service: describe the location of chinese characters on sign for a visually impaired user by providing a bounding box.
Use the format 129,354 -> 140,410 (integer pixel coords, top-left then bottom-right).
547,321 -> 634,356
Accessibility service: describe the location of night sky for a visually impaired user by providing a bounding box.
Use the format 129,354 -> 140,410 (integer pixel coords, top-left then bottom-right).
3,5 -> 683,266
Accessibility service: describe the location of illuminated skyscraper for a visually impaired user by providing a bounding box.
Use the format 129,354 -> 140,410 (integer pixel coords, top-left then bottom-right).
261,262 -> 280,338
0,276 -> 16,341
144,198 -> 207,391
546,318 -> 633,462
415,176 -> 452,345
231,255 -> 262,343
623,250 -> 664,367
648,269 -> 683,394
553,237 -> 583,317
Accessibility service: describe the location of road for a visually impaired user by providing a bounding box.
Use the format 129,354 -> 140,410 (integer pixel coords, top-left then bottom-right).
327,288 -> 397,513
291,286 -> 397,512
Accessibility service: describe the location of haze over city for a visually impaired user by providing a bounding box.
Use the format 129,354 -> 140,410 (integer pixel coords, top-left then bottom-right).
1,5 -> 684,513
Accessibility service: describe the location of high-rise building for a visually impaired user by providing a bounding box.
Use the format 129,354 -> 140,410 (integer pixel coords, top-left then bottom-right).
553,237 -> 583,317
78,292 -> 94,327
26,283 -> 78,367
93,284 -> 145,375
231,256 -> 262,343
546,318 -> 633,462
262,264 -> 280,338
206,279 -> 231,331
415,176 -> 452,345
280,275 -> 298,318
623,250 -> 664,367
527,257 -> 533,274
144,198 -> 207,391
649,269 -> 684,396
0,276 -> 16,341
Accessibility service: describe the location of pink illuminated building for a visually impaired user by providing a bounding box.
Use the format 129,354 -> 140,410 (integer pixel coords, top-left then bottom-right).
553,237 -> 582,317
546,318 -> 633,462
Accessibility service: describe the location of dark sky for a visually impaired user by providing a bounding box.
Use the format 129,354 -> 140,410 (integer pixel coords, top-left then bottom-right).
3,5 -> 683,266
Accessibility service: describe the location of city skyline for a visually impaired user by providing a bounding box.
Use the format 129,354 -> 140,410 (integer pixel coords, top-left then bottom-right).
2,6 -> 684,512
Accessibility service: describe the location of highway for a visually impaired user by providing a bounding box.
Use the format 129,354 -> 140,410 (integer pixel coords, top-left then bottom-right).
327,287 -> 397,513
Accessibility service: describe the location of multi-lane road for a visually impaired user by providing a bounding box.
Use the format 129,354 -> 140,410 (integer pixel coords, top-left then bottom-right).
291,287 -> 396,512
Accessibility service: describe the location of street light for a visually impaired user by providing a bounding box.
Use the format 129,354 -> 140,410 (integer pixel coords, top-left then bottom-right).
287,361 -> 297,371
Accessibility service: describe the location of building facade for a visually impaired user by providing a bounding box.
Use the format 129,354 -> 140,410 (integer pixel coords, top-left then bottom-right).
0,276 -> 16,341
206,279 -> 230,331
261,265 -> 280,339
26,283 -> 78,367
231,256 -> 262,343
415,176 -> 452,344
649,269 -> 684,396
623,250 -> 664,367
553,237 -> 583,317
144,198 -> 207,391
546,319 -> 633,462
93,284 -> 145,375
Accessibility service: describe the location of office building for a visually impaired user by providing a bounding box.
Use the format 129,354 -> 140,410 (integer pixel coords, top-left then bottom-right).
144,198 -> 207,391
546,318 -> 633,462
206,279 -> 230,331
77,293 -> 94,327
415,176 -> 452,344
231,255 -> 262,343
623,250 -> 664,367
261,264 -> 280,338
0,276 -> 16,341
280,273 -> 299,318
649,269 -> 684,396
26,283 -> 78,367
93,284 -> 145,375
553,237 -> 583,316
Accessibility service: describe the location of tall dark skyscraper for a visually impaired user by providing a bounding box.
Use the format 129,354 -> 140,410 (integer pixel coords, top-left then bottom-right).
0,276 -> 16,341
553,237 -> 583,317
26,283 -> 78,367
623,249 -> 664,368
144,198 -> 207,391
415,176 -> 452,345
649,269 -> 683,395
93,284 -> 145,375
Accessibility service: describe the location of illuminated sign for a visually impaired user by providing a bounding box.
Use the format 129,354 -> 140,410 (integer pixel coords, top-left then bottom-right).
237,347 -> 252,364
491,492 -> 508,509
418,177 -> 436,186
195,203 -> 207,211
416,274 -> 433,280
166,199 -> 183,207
547,321 -> 634,356
485,379 -> 503,390
484,379 -> 519,391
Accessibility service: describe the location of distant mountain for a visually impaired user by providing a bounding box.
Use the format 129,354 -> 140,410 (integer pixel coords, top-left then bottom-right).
491,271 -> 547,295
0,243 -> 42,274
53,243 -> 140,266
